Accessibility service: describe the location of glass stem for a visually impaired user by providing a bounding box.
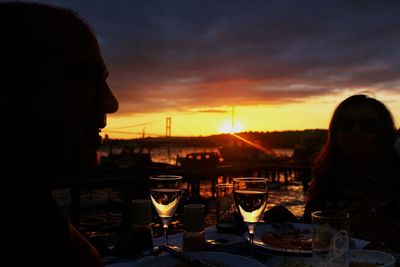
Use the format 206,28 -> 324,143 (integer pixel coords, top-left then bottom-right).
163,225 -> 169,245
248,223 -> 255,244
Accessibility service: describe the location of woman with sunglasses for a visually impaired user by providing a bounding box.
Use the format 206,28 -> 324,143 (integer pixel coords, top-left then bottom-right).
303,94 -> 400,251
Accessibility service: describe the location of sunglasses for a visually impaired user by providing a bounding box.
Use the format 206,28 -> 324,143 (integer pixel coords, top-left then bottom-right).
336,117 -> 379,134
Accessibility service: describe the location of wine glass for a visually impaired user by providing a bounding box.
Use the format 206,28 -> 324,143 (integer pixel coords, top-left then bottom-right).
149,175 -> 183,245
233,177 -> 268,244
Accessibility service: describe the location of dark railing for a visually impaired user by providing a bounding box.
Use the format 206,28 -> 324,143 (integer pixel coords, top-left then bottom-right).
52,161 -> 311,233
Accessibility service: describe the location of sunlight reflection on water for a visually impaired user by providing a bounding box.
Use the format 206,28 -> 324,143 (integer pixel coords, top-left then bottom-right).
267,184 -> 306,217
196,182 -> 306,224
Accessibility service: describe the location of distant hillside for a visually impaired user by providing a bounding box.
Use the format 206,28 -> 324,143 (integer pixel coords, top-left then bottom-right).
104,129 -> 328,149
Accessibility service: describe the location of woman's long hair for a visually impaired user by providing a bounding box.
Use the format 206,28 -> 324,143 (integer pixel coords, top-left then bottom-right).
308,94 -> 398,198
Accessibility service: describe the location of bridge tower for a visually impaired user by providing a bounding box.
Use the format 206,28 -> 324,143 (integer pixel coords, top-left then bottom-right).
166,117 -> 171,137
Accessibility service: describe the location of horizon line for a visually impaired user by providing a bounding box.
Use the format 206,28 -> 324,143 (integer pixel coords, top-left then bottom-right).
103,128 -> 328,140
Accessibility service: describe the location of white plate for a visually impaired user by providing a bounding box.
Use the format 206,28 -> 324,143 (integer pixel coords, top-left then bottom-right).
249,223 -> 370,256
349,250 -> 397,267
265,255 -> 312,267
265,250 -> 396,267
250,223 -> 313,255
205,233 -> 243,253
134,251 -> 265,267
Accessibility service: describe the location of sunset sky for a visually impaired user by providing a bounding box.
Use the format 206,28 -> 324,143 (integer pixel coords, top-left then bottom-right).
32,0 -> 400,138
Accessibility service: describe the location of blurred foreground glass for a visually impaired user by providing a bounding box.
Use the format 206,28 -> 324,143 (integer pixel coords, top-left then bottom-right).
216,183 -> 237,233
149,175 -> 183,245
131,199 -> 153,254
233,177 -> 268,244
183,203 -> 205,251
311,210 -> 350,267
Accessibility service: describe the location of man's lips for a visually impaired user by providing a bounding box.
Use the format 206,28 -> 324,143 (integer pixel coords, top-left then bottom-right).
99,114 -> 107,129
91,114 -> 107,147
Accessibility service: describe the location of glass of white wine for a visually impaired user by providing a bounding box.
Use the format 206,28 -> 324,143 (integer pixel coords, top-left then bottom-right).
149,175 -> 183,245
233,177 -> 268,245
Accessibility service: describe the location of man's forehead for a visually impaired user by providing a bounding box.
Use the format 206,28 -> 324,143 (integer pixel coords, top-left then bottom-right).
50,23 -> 106,71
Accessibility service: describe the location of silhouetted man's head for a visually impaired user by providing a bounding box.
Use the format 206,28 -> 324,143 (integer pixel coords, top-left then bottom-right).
1,2 -> 118,180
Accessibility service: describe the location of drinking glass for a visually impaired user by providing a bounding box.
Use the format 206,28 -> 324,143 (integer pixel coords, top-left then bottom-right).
311,210 -> 350,267
216,183 -> 236,233
149,175 -> 183,245
233,177 -> 268,244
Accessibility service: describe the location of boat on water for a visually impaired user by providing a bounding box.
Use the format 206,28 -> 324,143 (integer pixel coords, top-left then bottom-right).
176,151 -> 224,169
98,144 -> 174,172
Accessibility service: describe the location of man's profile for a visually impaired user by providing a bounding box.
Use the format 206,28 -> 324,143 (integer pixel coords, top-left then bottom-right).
1,2 -> 118,266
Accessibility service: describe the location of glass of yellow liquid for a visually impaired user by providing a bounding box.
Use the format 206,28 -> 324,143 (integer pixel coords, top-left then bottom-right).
150,175 -> 183,245
233,177 -> 268,244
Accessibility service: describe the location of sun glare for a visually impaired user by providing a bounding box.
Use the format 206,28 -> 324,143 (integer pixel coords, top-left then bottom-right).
219,120 -> 245,133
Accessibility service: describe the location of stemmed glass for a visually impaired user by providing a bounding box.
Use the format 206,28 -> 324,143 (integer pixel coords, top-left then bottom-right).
149,175 -> 183,245
233,177 -> 268,244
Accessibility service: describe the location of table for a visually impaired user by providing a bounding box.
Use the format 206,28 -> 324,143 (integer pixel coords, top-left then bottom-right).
102,224 -> 380,267
102,225 -> 264,266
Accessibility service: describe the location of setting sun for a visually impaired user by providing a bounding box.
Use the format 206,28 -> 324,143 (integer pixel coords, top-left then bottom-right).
218,120 -> 245,134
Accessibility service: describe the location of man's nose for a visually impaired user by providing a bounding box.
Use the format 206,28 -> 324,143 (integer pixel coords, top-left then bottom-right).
98,81 -> 119,113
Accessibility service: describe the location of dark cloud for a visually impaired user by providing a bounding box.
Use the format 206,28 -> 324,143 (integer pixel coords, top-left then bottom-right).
33,0 -> 400,115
